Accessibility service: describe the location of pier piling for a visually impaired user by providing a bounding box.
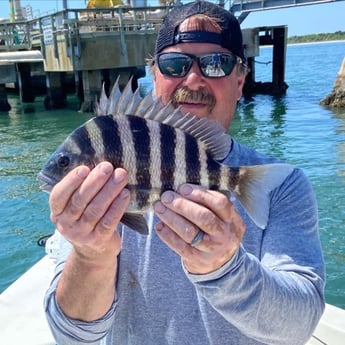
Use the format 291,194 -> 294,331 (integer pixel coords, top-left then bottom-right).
17,63 -> 35,103
80,69 -> 103,113
0,84 -> 11,111
44,72 -> 67,109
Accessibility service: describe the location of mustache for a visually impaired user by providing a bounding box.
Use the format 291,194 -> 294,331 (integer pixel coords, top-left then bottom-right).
171,87 -> 216,113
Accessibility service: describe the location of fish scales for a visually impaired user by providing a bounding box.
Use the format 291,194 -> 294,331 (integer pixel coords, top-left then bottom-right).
86,118 -> 106,161
172,126 -> 188,191
96,117 -> 120,162
206,157 -> 222,190
147,117 -> 162,205
196,137 -> 210,188
128,115 -> 152,209
160,123 -> 177,191
184,131 -> 201,186
83,114 -> 255,210
226,167 -> 241,193
37,77 -> 295,234
117,115 -> 137,187
89,116 -> 122,167
72,123 -> 96,159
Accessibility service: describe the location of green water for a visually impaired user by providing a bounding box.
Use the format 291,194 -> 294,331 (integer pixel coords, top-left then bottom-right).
0,96 -> 93,292
0,41 -> 345,310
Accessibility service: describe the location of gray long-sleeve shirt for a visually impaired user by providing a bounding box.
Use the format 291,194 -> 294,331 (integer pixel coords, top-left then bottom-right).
44,139 -> 325,345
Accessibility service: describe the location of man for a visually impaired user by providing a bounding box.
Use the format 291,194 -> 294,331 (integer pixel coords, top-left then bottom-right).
45,1 -> 325,344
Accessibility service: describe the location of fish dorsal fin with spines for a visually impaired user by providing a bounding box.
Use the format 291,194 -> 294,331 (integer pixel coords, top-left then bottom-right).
96,78 -> 232,161
108,77 -> 122,114
95,83 -> 110,116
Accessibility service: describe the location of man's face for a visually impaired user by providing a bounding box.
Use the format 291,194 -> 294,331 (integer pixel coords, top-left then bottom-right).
153,42 -> 246,131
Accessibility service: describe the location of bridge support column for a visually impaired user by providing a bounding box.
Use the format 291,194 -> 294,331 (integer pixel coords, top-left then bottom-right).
74,71 -> 84,107
0,84 -> 11,111
272,26 -> 288,94
243,56 -> 255,94
79,70 -> 102,113
44,72 -> 67,109
17,63 -> 35,103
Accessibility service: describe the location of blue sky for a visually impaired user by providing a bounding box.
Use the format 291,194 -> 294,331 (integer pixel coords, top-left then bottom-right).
0,0 -> 344,36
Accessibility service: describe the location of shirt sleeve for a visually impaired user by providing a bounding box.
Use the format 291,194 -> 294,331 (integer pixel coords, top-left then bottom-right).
44,261 -> 118,345
185,168 -> 325,345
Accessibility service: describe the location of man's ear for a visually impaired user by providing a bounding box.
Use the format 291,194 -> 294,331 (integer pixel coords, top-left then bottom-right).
236,74 -> 246,100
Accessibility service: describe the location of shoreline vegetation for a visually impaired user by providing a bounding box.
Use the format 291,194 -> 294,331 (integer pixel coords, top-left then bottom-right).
287,31 -> 345,44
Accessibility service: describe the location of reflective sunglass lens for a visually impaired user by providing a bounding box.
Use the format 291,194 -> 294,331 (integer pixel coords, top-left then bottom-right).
157,53 -> 193,77
199,53 -> 237,78
156,52 -> 239,78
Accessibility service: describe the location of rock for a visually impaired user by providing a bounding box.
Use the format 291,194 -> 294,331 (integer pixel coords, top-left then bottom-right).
320,58 -> 345,108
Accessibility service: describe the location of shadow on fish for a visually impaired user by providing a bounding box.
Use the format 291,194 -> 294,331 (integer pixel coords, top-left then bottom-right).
37,77 -> 294,234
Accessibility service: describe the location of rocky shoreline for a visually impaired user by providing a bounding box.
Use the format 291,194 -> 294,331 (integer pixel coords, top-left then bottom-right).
320,58 -> 345,108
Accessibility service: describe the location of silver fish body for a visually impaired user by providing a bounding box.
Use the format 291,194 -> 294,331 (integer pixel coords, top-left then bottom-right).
38,77 -> 294,234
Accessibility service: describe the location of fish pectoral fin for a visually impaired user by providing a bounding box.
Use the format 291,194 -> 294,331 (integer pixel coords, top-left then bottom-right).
121,212 -> 149,235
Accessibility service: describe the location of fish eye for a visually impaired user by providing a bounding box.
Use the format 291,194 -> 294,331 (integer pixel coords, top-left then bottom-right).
57,155 -> 70,168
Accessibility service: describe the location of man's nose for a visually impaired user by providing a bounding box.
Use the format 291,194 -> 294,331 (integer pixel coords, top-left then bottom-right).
182,61 -> 206,90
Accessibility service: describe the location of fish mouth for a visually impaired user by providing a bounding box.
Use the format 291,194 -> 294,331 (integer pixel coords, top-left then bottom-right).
37,172 -> 57,193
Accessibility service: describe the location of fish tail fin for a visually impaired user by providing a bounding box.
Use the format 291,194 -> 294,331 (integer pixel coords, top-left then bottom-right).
233,163 -> 294,229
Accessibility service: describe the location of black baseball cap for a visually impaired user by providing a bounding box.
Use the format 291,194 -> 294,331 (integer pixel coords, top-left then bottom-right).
154,1 -> 245,61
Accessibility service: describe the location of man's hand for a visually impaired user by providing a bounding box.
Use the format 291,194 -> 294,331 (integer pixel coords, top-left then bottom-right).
48,162 -> 130,321
49,162 -> 130,261
154,184 -> 245,275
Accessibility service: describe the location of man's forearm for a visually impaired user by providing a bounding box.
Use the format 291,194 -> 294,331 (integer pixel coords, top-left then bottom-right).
56,249 -> 117,322
190,246 -> 324,345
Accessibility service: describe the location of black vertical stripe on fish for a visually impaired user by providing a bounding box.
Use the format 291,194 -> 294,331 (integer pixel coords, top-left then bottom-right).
128,115 -> 151,208
207,156 -> 221,190
229,167 -> 241,190
185,134 -> 201,185
71,125 -> 96,160
160,123 -> 176,191
94,116 -> 123,166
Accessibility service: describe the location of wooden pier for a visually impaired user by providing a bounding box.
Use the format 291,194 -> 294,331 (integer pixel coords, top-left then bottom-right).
0,5 -> 288,112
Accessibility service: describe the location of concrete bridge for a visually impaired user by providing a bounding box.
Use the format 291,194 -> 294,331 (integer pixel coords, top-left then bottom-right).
0,5 -> 169,111
229,0 -> 345,22
0,0 -> 343,111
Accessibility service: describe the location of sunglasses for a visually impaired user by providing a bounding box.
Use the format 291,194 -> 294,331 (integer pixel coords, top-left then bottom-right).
155,52 -> 242,78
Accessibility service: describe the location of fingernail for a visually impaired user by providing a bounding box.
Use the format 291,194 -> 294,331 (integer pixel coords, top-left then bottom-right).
155,222 -> 164,231
100,162 -> 113,174
77,167 -> 88,179
120,188 -> 129,199
154,201 -> 166,214
161,191 -> 174,204
179,184 -> 193,196
113,169 -> 126,184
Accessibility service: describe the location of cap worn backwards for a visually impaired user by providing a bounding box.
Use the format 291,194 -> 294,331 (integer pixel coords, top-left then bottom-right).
154,0 -> 245,61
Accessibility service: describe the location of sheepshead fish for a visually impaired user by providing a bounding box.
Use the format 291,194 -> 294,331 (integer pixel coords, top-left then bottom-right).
37,77 -> 293,234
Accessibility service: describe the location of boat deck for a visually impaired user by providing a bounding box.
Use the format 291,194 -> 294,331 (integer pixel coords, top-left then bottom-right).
0,255 -> 344,345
